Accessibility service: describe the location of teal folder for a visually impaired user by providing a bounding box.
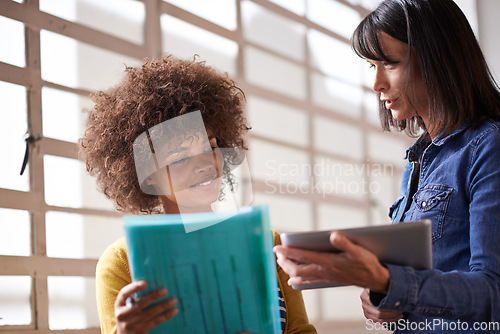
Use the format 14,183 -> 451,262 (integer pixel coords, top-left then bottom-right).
123,205 -> 281,334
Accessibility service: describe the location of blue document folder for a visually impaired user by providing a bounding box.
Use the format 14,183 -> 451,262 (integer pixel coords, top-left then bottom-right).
123,205 -> 281,334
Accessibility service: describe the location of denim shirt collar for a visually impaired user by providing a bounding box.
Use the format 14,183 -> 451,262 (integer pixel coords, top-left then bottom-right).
432,123 -> 470,146
404,123 -> 470,163
405,133 -> 431,163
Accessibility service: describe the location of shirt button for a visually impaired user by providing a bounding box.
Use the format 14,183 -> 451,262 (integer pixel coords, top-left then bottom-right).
394,301 -> 401,307
422,201 -> 427,207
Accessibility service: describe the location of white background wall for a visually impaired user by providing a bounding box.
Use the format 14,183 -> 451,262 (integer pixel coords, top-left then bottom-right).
478,0 -> 500,83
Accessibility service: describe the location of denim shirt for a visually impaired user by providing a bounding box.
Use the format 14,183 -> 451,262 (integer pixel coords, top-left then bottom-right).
372,120 -> 500,334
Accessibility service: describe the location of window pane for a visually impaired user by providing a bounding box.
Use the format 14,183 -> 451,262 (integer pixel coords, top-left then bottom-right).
0,208 -> 30,256
250,139 -> 310,185
301,290 -> 319,323
268,0 -> 305,16
40,0 -> 144,44
245,46 -> 306,100
313,116 -> 364,161
362,58 -> 376,88
42,87 -> 87,143
322,286 -> 365,321
247,96 -> 309,147
0,81 -> 29,191
0,16 -> 25,67
40,30 -> 77,88
314,156 -> 369,200
367,132 -> 409,166
44,155 -> 82,207
0,276 -> 32,326
317,202 -> 368,230
308,29 -> 362,85
253,193 -> 313,232
40,30 -> 141,91
345,0 -> 381,10
307,0 -> 360,39
44,155 -> 115,210
161,15 -> 238,76
46,211 -> 83,259
311,72 -> 363,117
75,34 -> 142,91
165,0 -> 236,30
364,91 -> 380,126
46,212 -> 123,259
242,1 -> 305,62
48,276 -> 98,330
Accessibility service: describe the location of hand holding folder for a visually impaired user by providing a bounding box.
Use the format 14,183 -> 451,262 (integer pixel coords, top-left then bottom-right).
124,205 -> 281,334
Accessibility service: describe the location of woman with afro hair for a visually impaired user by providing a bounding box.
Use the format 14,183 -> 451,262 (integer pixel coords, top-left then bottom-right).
79,55 -> 316,334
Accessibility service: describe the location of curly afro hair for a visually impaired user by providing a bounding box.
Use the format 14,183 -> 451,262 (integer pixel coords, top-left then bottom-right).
79,55 -> 250,214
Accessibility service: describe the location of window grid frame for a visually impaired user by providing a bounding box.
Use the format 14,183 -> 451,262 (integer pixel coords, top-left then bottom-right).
0,0 -> 412,332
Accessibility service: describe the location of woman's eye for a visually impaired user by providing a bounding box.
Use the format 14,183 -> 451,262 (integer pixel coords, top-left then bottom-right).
369,63 -> 375,69
383,61 -> 398,68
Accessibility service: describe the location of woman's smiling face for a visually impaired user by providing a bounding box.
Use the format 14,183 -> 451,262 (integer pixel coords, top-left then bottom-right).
159,128 -> 224,213
368,32 -> 430,127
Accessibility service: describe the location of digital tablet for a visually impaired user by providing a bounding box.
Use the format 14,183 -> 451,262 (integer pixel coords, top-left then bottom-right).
280,220 -> 432,290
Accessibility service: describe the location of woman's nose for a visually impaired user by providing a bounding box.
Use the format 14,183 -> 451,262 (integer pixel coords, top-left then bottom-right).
372,68 -> 388,93
193,153 -> 215,173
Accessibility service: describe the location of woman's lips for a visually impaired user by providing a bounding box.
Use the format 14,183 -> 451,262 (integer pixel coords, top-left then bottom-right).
190,175 -> 218,189
384,98 -> 398,109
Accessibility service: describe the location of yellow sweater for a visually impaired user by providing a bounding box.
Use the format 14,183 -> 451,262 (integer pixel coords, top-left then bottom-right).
96,230 -> 317,334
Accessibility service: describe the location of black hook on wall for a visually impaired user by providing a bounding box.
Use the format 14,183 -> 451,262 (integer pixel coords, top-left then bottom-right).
20,134 -> 42,176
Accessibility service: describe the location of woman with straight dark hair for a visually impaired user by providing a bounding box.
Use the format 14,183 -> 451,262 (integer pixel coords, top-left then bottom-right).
274,0 -> 500,333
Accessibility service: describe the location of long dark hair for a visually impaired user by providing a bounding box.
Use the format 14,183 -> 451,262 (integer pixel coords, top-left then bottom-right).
352,0 -> 500,136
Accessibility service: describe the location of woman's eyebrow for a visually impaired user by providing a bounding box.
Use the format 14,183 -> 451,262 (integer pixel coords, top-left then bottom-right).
164,135 -> 215,157
384,54 -> 398,61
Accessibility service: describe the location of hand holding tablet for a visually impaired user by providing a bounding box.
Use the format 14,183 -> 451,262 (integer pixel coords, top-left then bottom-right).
278,220 -> 432,290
